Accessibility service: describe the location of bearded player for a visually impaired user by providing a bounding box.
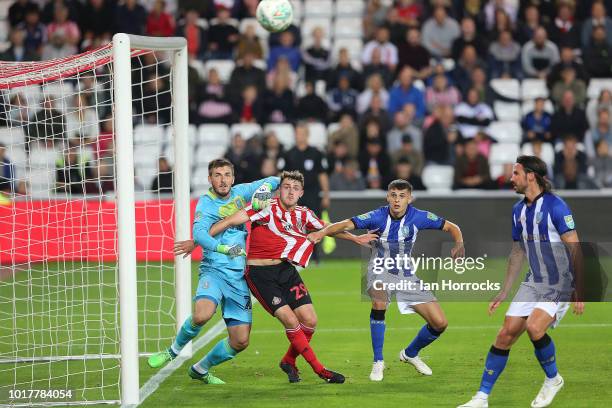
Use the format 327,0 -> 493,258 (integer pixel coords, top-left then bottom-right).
307,179 -> 464,382
459,155 -> 584,408
148,158 -> 279,384
208,170 -> 376,383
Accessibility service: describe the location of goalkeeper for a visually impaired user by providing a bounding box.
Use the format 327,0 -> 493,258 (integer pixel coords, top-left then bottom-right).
148,158 -> 278,384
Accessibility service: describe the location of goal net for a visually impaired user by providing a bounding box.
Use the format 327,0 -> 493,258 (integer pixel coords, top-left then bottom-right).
0,34 -> 191,406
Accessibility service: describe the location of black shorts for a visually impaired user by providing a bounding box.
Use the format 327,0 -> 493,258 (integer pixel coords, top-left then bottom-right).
245,261 -> 312,315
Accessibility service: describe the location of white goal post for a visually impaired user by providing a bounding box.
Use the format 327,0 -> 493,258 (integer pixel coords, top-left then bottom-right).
0,34 -> 192,406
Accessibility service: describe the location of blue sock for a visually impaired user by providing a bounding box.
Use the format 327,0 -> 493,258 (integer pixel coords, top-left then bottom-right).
479,346 -> 510,395
404,324 -> 443,358
193,338 -> 238,375
532,334 -> 558,378
170,316 -> 203,356
370,309 -> 386,362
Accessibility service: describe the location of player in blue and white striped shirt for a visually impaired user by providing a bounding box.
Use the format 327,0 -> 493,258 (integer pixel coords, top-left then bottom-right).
459,156 -> 585,408
308,179 -> 464,382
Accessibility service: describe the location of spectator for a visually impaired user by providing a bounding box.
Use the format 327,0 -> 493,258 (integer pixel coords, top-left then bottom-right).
150,157 -> 173,193
0,28 -> 39,62
391,134 -> 423,174
387,108 -> 423,154
454,88 -> 494,139
330,159 -> 366,191
587,89 -> 612,128
592,140 -> 612,187
41,0 -> 82,25
268,23 -> 301,48
146,0 -> 175,37
140,72 -> 171,125
521,27 -> 560,78
394,0 -> 423,28
359,94 -> 392,135
278,123 -> 330,213
262,131 -> 285,164
362,47 -> 394,89
16,5 -> 46,57
550,90 -> 589,143
553,134 -> 592,189
496,162 -> 514,189
266,56 -> 298,89
97,136 -> 115,193
425,73 -> 461,112
228,51 -> 266,103
262,74 -> 296,123
584,25 -> 612,78
327,139 -> 350,174
581,0 -> 612,47
452,45 -> 486,95
236,22 -> 264,60
260,157 -> 278,177
488,30 -> 522,79
234,84 -> 263,123
396,27 -> 432,80
548,2 -> 580,49
388,67 -> 426,119
302,26 -> 331,83
590,109 -> 612,146
522,97 -> 553,143
327,75 -> 358,121
551,66 -> 587,108
0,144 -> 17,194
453,138 -> 492,189
468,66 -> 496,105
207,5 -> 239,59
176,9 -> 207,59
424,105 -> 460,164
225,133 -> 261,183
196,68 -> 233,124
547,46 -> 589,90
328,47 -> 363,91
484,0 -> 518,32
41,28 -> 76,60
296,81 -> 328,123
421,5 -> 461,58
452,16 -> 488,60
5,93 -> 29,127
48,4 -> 80,45
328,114 -> 359,158
65,94 -> 99,141
394,157 -> 425,190
361,26 -> 398,72
268,30 -> 300,72
27,98 -> 65,141
114,0 -> 147,36
357,73 -> 389,115
363,0 -> 389,40
55,141 -> 96,195
358,138 -> 391,190
514,4 -> 539,44
8,0 -> 36,27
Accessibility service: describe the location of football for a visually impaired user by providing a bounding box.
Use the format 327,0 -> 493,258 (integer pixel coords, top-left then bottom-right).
256,0 -> 293,32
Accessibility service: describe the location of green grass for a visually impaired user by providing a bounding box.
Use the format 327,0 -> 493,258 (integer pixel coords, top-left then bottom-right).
1,260 -> 611,407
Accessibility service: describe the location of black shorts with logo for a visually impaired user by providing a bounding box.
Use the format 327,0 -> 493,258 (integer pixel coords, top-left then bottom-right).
245,261 -> 312,315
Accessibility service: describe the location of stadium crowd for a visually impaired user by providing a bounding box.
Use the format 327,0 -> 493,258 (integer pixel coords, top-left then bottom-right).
2,0 -> 612,196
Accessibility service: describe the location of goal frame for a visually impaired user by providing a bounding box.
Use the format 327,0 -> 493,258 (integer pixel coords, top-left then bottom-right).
112,33 -> 192,405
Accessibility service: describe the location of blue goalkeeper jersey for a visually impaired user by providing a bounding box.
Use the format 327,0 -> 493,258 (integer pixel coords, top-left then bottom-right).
511,192 -> 576,290
351,205 -> 446,276
193,176 -> 280,280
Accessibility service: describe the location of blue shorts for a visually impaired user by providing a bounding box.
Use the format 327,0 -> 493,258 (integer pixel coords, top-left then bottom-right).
194,268 -> 252,326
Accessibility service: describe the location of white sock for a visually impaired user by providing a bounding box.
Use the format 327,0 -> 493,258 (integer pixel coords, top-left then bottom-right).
475,391 -> 489,399
545,373 -> 561,384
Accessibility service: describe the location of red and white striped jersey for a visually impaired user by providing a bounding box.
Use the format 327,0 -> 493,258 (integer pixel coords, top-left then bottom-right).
245,197 -> 324,267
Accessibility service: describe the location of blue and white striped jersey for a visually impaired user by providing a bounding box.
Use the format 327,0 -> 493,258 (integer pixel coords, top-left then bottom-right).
512,192 -> 576,290
352,205 -> 445,276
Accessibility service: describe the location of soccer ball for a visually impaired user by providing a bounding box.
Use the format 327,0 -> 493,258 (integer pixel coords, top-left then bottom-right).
256,0 -> 293,33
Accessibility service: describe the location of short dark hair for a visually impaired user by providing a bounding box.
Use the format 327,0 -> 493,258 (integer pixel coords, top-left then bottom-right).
280,170 -> 304,187
516,155 -> 551,192
388,179 -> 413,192
208,158 -> 234,175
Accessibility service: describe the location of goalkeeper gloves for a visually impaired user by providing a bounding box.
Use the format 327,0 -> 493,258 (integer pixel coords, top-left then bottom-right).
216,244 -> 246,258
251,182 -> 274,211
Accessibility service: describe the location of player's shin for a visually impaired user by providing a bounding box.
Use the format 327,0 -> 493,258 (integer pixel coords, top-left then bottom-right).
478,346 -> 510,395
285,326 -> 325,374
370,309 -> 386,362
282,323 -> 315,366
170,315 -> 204,356
404,324 -> 444,358
193,337 -> 240,375
532,334 -> 558,379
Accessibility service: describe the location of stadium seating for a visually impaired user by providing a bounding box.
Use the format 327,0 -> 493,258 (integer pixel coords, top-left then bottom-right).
490,79 -> 520,100
486,121 -> 522,144
204,60 -> 235,83
303,0 -> 334,18
521,79 -> 549,100
489,143 -> 521,179
301,18 -> 332,40
493,101 -> 522,122
134,124 -> 166,146
306,122 -> 328,151
0,127 -> 25,146
230,123 -> 262,140
264,123 -> 296,148
422,165 -> 454,192
334,0 -> 366,17
198,124 -> 230,148
521,142 -> 555,168
333,18 -> 363,39
521,98 -> 554,115
587,78 -> 612,99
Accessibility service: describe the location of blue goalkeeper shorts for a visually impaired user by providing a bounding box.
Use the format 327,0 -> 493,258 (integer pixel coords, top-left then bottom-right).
194,268 -> 252,326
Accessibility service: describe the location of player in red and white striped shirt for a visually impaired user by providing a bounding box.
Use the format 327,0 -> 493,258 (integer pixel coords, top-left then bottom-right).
209,171 -> 375,383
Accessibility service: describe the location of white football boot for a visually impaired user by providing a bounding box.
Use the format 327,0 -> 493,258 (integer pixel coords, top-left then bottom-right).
369,360 -> 385,381
457,393 -> 489,408
399,349 -> 432,376
531,374 -> 564,408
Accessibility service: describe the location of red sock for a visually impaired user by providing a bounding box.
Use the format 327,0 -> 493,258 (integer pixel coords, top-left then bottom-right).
281,324 -> 315,366
284,326 -> 324,374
